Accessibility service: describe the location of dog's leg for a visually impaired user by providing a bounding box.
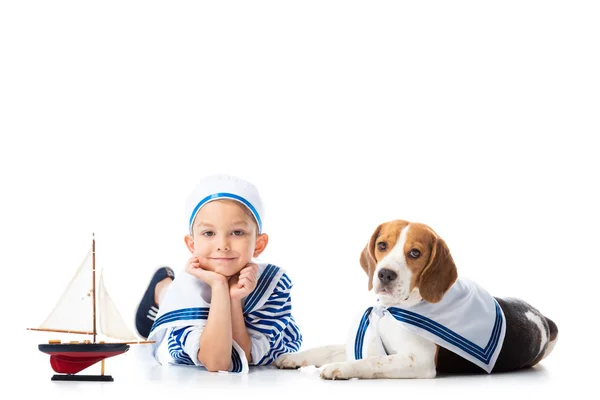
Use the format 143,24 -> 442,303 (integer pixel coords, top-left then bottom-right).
274,345 -> 346,369
321,318 -> 438,379
320,352 -> 437,380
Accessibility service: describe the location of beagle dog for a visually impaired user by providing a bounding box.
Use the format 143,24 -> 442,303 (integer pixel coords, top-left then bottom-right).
274,219 -> 558,379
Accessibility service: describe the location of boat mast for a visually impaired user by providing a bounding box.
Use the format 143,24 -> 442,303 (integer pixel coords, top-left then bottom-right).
92,233 -> 97,343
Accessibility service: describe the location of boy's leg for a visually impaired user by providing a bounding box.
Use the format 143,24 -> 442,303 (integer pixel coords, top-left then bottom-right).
155,277 -> 172,305
135,266 -> 175,339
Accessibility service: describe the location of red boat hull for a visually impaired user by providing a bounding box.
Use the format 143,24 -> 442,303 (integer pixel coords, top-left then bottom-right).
39,343 -> 130,375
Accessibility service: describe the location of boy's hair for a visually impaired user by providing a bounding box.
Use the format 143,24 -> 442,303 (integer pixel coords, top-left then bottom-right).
186,174 -> 265,235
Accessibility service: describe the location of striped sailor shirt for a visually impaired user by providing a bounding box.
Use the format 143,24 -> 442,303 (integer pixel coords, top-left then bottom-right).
148,262 -> 302,373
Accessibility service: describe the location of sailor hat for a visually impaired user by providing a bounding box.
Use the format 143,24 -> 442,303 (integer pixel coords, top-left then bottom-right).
185,174 -> 264,234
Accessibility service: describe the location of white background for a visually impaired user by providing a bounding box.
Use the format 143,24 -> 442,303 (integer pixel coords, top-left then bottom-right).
1,1 -> 598,397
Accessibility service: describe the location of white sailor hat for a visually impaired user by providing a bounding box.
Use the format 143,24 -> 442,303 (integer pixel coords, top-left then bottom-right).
185,174 -> 264,234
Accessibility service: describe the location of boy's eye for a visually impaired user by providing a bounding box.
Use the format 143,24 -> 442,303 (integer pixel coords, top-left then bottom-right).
232,230 -> 245,236
202,231 -> 215,237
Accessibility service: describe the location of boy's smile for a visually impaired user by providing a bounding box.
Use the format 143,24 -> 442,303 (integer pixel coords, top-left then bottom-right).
184,199 -> 267,277
210,257 -> 238,263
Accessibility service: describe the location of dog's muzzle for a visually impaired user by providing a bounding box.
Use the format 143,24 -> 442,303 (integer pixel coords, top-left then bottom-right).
378,268 -> 398,285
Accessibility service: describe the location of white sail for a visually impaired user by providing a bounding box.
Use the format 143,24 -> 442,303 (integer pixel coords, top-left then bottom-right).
98,271 -> 140,341
39,248 -> 95,334
37,243 -> 142,342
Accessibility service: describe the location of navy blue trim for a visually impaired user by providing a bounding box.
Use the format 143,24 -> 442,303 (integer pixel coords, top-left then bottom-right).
164,328 -> 246,372
387,301 -> 503,364
248,310 -> 292,320
354,307 -> 373,360
189,192 -> 262,233
231,346 -> 243,373
167,327 -> 195,365
243,264 -> 279,313
150,307 -> 210,334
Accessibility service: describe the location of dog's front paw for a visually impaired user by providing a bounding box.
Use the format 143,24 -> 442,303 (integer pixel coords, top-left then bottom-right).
273,353 -> 312,369
320,362 -> 352,380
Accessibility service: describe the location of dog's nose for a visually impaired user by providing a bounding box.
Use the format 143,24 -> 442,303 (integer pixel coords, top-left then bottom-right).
378,268 -> 398,285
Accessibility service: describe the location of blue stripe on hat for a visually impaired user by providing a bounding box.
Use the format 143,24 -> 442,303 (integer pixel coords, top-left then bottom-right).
189,192 -> 262,234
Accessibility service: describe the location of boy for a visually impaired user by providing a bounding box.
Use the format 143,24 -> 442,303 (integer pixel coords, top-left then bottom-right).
135,174 -> 302,373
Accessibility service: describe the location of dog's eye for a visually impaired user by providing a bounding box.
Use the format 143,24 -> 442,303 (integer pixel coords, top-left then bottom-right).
377,242 -> 388,252
408,249 -> 421,259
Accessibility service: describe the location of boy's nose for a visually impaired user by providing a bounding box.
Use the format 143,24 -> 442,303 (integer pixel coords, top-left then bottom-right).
217,236 -> 230,251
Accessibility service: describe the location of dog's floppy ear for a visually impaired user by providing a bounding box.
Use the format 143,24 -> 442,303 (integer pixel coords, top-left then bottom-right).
418,234 -> 458,303
360,224 -> 382,291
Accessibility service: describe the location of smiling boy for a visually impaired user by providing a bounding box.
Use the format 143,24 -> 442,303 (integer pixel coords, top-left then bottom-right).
135,174 -> 302,372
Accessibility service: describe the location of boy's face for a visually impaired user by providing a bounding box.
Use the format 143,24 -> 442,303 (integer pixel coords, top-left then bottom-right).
184,200 -> 268,277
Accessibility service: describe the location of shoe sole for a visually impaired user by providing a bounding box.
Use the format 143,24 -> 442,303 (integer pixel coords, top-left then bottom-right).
133,265 -> 173,339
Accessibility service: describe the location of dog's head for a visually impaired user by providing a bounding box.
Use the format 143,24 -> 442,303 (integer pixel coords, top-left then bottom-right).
360,219 -> 458,306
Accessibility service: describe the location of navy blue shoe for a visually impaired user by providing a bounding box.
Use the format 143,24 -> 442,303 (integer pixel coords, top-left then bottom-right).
135,266 -> 174,339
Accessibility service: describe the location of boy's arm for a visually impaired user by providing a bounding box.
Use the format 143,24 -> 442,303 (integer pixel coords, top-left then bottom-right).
231,300 -> 252,363
197,280 -> 232,371
185,257 -> 234,372
229,263 -> 260,363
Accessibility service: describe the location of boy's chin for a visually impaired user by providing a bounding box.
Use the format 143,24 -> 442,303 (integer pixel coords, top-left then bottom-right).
212,264 -> 246,277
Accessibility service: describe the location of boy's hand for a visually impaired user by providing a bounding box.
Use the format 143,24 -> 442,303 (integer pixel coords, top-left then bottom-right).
185,256 -> 228,287
229,263 -> 259,301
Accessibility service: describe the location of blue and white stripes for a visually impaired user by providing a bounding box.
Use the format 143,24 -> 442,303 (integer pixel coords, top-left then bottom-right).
245,271 -> 303,365
243,263 -> 281,314
167,326 -> 197,365
349,278 -> 506,373
353,307 -> 373,360
147,263 -> 302,373
151,307 -> 210,331
158,324 -> 247,373
387,302 -> 503,365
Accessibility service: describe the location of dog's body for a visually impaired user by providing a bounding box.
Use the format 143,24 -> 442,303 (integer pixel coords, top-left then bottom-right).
275,220 -> 558,379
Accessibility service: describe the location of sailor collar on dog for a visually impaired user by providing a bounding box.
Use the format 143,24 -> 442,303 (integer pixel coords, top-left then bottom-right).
348,278 -> 507,373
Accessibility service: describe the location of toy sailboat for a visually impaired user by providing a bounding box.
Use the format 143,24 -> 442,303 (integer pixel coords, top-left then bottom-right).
28,234 -> 153,381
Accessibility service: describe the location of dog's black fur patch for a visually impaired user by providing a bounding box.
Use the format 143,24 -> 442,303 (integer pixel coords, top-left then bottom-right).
436,297 -> 558,374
